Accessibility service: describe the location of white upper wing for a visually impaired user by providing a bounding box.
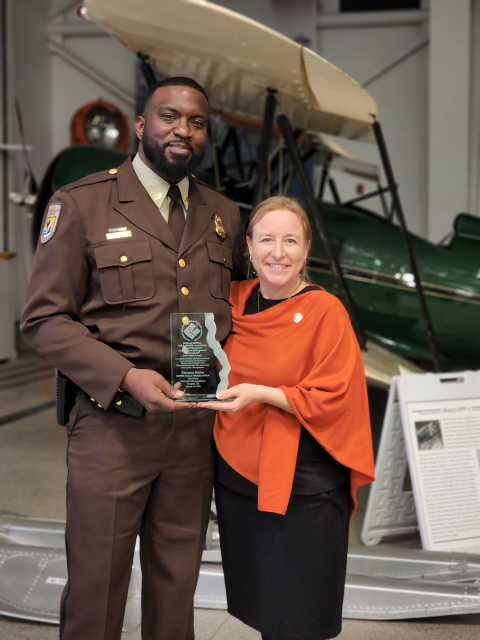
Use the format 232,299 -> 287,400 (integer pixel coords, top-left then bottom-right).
84,0 -> 378,142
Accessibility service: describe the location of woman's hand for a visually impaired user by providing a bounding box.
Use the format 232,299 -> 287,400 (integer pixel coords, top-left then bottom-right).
197,384 -> 294,414
197,384 -> 263,412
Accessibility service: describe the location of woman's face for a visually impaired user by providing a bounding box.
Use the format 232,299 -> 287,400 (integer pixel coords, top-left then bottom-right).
247,209 -> 310,295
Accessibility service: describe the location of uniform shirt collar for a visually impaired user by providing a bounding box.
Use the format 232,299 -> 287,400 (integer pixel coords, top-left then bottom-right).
132,153 -> 189,211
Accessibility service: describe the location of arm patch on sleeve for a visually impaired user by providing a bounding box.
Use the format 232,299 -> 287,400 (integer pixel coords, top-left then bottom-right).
40,204 -> 62,244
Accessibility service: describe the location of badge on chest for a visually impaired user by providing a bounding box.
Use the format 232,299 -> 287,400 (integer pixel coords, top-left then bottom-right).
215,215 -> 226,239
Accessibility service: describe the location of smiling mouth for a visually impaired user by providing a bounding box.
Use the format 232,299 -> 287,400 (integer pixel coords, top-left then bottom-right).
266,264 -> 289,269
167,145 -> 192,157
168,143 -> 191,150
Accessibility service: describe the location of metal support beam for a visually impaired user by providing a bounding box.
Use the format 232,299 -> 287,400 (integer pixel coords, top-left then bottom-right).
318,10 -> 429,30
1,0 -> 8,252
343,186 -> 391,208
372,119 -> 441,371
47,38 -> 135,108
316,153 -> 332,201
0,143 -> 32,152
230,129 -> 245,182
208,118 -> 222,192
137,54 -> 156,89
252,88 -> 277,206
361,38 -> 429,88
46,23 -> 106,38
328,178 -> 341,205
277,114 -> 366,349
219,128 -> 246,183
270,149 -> 316,195
218,127 -> 234,160
377,183 -> 389,218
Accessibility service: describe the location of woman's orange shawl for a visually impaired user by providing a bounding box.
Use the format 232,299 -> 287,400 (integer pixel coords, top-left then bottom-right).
214,279 -> 375,517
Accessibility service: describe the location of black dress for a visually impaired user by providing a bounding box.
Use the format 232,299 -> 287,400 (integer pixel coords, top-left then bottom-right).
215,285 -> 351,640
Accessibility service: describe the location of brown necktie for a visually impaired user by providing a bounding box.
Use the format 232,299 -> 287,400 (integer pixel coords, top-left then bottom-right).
167,184 -> 186,244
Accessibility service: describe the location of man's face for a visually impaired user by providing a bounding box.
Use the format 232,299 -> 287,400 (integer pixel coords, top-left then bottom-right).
135,85 -> 208,183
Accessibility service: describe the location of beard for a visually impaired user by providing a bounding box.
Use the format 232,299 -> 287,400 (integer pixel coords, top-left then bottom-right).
141,127 -> 205,182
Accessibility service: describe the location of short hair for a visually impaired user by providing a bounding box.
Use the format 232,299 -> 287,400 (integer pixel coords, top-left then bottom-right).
246,196 -> 312,281
143,77 -> 209,112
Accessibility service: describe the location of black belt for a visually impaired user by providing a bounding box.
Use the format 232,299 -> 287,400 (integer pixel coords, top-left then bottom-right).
90,391 -> 146,418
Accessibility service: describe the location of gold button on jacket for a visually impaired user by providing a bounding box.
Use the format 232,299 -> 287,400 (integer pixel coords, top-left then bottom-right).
181,287 -> 189,296
178,258 -> 186,268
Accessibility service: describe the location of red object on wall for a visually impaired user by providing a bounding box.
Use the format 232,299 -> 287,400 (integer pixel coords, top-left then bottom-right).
356,183 -> 365,195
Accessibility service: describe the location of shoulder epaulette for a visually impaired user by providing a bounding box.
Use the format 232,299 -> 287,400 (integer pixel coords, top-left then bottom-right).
61,168 -> 119,193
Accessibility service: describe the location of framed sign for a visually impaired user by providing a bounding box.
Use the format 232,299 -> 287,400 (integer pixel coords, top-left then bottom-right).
363,371 -> 480,553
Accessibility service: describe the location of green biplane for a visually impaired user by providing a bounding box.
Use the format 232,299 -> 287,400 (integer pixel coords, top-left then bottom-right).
31,134 -> 480,372
308,201 -> 480,369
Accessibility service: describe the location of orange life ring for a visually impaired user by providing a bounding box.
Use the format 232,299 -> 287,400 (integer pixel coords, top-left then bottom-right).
70,98 -> 130,151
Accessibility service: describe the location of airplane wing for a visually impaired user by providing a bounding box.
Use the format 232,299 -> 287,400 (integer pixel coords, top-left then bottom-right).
84,0 -> 378,142
312,134 -> 381,182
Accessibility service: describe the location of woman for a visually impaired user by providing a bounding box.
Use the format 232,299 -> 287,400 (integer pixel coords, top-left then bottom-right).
198,196 -> 374,640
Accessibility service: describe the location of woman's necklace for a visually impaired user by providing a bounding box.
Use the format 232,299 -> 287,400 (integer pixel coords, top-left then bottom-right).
257,279 -> 303,313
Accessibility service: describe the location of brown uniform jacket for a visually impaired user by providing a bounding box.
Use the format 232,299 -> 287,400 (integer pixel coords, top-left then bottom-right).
21,158 -> 245,410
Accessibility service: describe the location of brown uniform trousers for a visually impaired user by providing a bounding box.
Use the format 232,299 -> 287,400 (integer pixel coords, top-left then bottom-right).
21,158 -> 245,640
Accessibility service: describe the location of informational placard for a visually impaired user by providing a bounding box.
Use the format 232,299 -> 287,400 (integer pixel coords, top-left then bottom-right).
363,371 -> 480,553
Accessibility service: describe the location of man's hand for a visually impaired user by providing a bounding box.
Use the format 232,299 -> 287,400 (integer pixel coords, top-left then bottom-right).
121,368 -> 192,412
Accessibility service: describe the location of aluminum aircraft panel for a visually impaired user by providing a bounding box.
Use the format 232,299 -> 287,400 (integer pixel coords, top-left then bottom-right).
83,0 -> 378,141
1,515 -> 480,624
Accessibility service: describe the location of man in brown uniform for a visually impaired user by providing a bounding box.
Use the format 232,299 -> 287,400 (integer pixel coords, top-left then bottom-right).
21,77 -> 244,640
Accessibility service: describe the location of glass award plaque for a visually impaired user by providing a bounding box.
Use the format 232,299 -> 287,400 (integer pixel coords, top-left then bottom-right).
170,313 -> 232,402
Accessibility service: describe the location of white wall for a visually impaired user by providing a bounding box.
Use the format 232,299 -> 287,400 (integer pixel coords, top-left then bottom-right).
50,21 -> 136,155
213,0 -> 317,49
428,0 -> 470,242
10,0 -> 52,187
470,0 -> 480,221
316,11 -> 429,237
8,0 -> 52,343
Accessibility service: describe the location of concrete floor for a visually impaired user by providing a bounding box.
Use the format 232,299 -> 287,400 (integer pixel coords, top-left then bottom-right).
0,355 -> 479,639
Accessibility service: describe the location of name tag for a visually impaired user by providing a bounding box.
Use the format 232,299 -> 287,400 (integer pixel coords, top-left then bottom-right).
106,230 -> 132,240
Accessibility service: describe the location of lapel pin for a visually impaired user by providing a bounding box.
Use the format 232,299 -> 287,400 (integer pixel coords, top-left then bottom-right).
294,313 -> 303,323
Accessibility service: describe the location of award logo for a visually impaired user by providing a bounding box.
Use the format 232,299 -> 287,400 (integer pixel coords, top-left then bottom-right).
181,319 -> 203,342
